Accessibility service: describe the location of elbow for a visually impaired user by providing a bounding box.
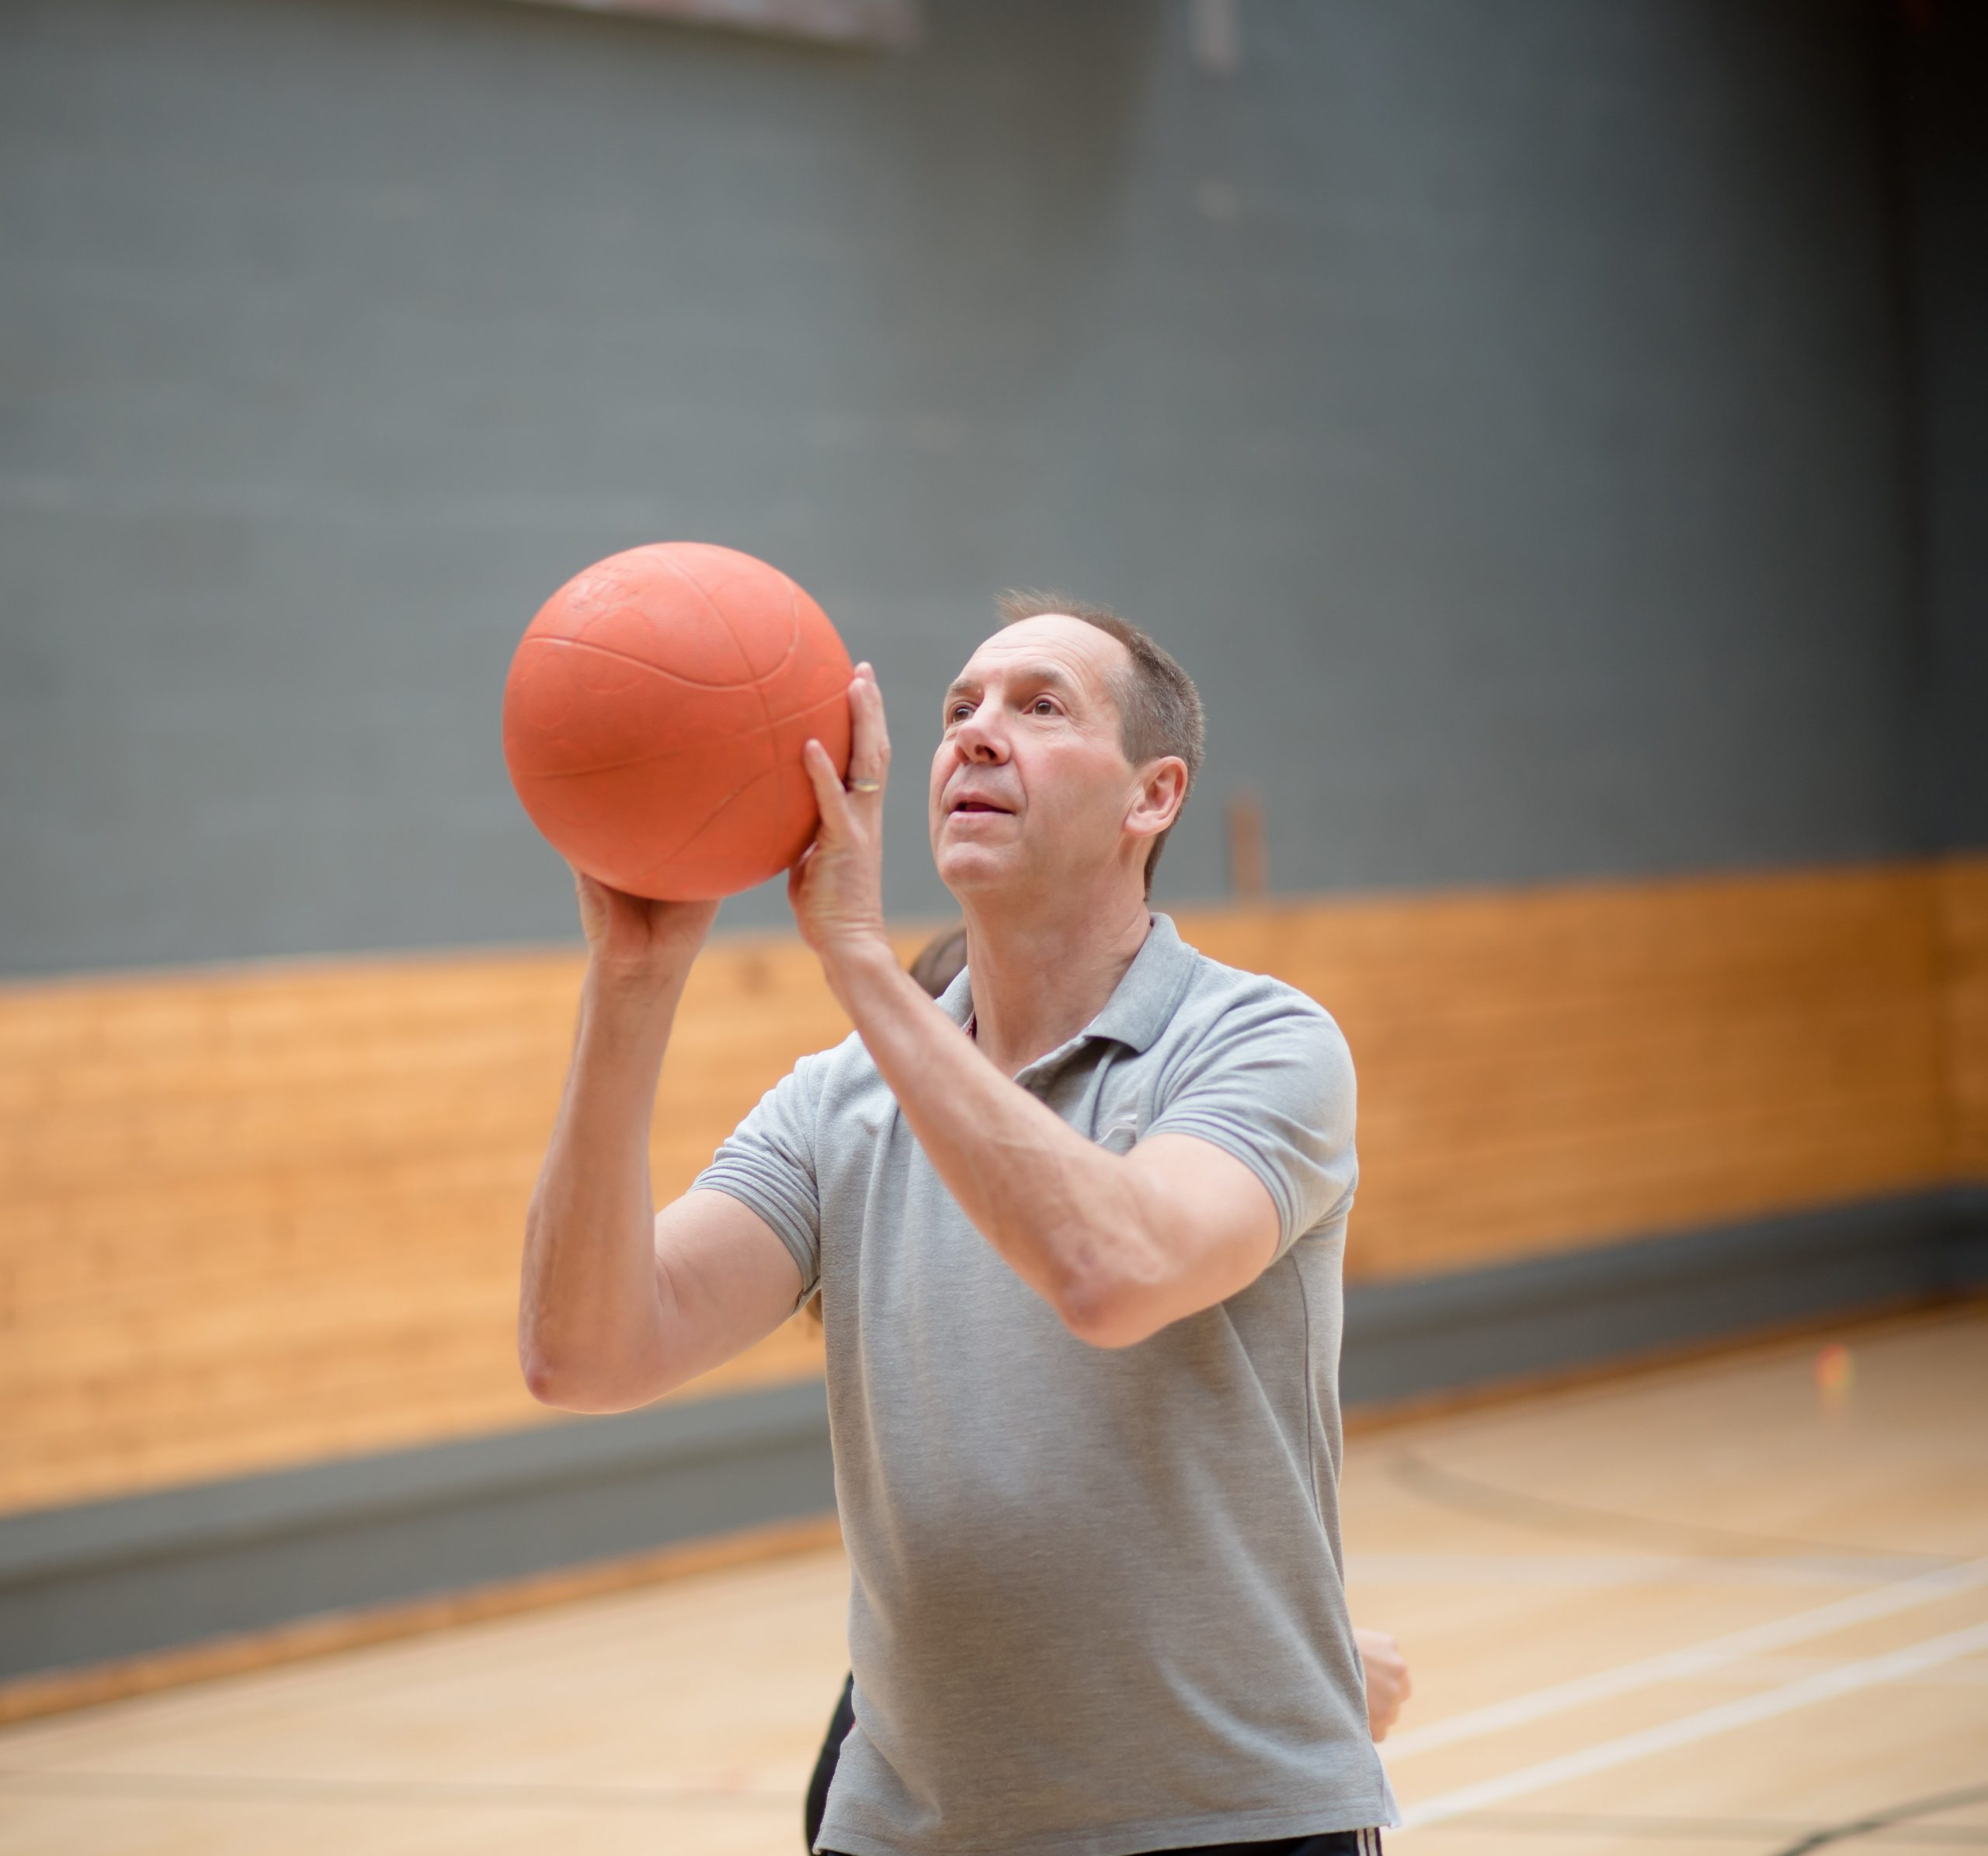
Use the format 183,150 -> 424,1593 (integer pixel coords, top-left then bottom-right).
520,1343 -> 569,1407
1051,1180 -> 1181,1347
1053,1265 -> 1163,1350
520,1335 -> 676,1406
519,1339 -> 641,1413
516,1291 -> 581,1406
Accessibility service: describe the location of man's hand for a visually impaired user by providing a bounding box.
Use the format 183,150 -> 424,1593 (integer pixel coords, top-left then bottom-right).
791,662 -> 893,977
1355,1627 -> 1412,1741
572,867 -> 719,988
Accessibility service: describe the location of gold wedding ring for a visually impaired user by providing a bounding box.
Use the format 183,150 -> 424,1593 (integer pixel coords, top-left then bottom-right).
846,777 -> 883,794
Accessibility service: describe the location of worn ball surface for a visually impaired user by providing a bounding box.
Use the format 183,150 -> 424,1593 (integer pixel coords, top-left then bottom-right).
502,542 -> 853,899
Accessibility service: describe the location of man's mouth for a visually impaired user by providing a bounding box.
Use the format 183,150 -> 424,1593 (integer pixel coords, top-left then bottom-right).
951,800 -> 1010,814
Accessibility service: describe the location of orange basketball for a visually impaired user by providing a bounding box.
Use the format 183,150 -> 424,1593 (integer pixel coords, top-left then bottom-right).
502,542 -> 853,899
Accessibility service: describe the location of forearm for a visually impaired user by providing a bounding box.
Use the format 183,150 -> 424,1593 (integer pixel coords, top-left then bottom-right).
828,945 -> 1153,1333
519,966 -> 686,1405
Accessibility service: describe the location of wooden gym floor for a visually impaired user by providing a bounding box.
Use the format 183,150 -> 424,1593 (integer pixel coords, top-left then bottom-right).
1,1303 -> 1983,1856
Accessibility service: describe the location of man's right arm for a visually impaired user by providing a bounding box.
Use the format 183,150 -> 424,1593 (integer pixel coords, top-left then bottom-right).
517,875 -> 805,1413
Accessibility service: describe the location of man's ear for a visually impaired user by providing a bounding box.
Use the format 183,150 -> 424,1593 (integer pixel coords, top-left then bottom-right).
1127,757 -> 1188,840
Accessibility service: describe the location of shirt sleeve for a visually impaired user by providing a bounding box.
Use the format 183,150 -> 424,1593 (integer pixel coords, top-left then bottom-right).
690,1052 -> 825,1307
1142,987 -> 1358,1262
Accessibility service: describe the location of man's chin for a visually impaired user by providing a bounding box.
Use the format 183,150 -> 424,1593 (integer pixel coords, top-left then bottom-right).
933,843 -> 1020,896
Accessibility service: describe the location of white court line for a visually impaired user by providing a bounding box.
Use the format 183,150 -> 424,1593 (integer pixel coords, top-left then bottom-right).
1383,1554 -> 1988,1759
1347,1552 -> 1936,1589
1398,1618 -> 1988,1828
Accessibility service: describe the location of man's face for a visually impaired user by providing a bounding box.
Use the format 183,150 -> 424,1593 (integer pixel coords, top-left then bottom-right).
928,615 -> 1152,903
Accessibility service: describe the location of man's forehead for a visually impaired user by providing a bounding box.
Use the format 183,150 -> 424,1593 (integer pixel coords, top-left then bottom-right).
951,613 -> 1129,692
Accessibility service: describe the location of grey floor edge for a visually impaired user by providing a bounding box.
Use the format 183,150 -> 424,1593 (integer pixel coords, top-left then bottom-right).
4,1187 -> 1981,1684
1340,1186 -> 1986,1404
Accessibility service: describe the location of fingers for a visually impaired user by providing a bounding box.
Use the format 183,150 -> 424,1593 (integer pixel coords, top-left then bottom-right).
801,737 -> 852,836
570,862 -> 608,933
845,661 -> 890,793
801,663 -> 888,834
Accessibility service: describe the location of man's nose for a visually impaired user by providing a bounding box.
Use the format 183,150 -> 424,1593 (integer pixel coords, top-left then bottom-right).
953,714 -> 1010,763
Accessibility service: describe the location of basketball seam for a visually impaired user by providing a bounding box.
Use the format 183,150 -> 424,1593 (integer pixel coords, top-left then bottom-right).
627,759 -> 798,888
658,551 -> 783,790
661,549 -> 805,697
568,759 -> 778,874
518,635 -> 799,695
510,689 -> 853,780
662,547 -> 804,687
764,687 -> 851,732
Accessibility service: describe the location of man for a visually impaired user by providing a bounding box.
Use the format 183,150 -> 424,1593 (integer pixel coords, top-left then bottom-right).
798,922 -> 1409,1854
520,593 -> 1399,1854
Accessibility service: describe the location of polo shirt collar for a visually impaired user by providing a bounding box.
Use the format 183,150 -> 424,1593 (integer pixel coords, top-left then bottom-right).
935,912 -> 1197,1059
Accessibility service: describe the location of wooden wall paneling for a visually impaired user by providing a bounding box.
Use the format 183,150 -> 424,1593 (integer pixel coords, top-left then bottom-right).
0,871 -> 1968,1518
0,933 -> 874,1515
1175,864 -> 1951,1276
1937,855 -> 1988,1180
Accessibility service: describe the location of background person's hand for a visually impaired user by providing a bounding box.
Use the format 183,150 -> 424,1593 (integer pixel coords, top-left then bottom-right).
1354,1627 -> 1412,1741
790,662 -> 892,968
571,866 -> 720,988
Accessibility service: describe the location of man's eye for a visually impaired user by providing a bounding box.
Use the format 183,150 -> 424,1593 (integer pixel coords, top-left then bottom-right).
1032,698 -> 1057,715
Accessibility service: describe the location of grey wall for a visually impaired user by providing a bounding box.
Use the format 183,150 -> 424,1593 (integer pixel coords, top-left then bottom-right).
1899,4 -> 1988,853
0,0 -> 1931,976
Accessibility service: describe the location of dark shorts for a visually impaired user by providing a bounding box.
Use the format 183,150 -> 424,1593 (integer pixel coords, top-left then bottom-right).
820,1833 -> 1380,1855
805,1674 -> 1384,1856
1142,1837 -> 1382,1856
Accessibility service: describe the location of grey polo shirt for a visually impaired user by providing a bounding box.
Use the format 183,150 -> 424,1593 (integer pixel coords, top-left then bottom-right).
693,912 -> 1398,1856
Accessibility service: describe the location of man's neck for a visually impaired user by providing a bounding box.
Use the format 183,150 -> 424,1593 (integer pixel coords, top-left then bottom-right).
958,890 -> 1154,1078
